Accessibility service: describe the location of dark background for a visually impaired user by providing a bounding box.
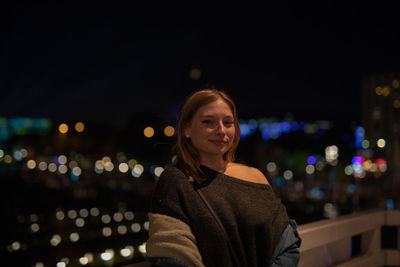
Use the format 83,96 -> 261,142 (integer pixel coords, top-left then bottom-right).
2,2 -> 399,126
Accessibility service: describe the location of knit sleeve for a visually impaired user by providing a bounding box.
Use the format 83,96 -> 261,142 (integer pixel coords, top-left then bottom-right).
146,166 -> 204,267
149,165 -> 190,224
146,213 -> 204,267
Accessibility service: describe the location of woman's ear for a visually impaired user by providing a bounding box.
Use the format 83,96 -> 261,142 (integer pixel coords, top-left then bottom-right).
184,127 -> 191,138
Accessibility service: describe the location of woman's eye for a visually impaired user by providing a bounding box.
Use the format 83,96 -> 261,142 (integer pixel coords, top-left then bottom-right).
224,121 -> 233,126
202,120 -> 212,124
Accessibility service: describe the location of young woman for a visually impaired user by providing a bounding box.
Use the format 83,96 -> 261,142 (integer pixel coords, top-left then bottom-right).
145,89 -> 301,266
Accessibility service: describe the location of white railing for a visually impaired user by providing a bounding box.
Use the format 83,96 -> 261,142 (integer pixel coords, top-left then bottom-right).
298,208 -> 400,267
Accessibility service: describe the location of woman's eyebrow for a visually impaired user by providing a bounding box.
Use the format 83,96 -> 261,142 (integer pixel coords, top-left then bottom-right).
201,114 -> 233,119
200,115 -> 216,118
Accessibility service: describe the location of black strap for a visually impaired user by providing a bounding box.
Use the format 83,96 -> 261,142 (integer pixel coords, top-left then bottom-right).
196,188 -> 241,267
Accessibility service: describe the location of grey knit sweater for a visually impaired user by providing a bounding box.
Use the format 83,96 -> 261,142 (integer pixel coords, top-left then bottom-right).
150,164 -> 289,267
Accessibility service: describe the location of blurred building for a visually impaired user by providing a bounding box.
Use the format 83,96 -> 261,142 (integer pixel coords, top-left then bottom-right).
362,71 -> 400,189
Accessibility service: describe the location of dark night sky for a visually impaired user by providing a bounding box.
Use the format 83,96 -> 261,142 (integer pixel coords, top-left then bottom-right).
1,2 -> 400,127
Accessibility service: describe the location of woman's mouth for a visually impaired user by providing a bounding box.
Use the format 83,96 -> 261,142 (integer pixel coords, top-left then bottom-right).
209,140 -> 227,146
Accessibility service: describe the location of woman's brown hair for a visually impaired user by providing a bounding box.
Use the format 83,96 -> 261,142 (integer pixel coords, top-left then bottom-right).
173,89 -> 240,183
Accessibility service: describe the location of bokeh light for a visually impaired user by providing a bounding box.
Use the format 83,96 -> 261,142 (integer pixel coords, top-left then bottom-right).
392,79 -> 399,88
48,163 -> 57,172
102,227 -> 112,237
164,126 -> 175,137
55,210 -> 65,220
50,234 -> 62,246
69,232 -> 79,242
75,218 -> 85,227
307,156 -> 316,165
13,150 -> 23,161
79,209 -> 88,217
305,165 -> 315,174
90,207 -> 100,217
377,138 -> 386,148
124,211 -> 134,221
27,160 -> 36,169
361,140 -> 370,149
79,257 -> 89,265
101,214 -> 111,224
154,167 -> 164,177
128,159 -> 138,168
57,155 -> 67,165
74,122 -> 85,132
58,164 -> 68,174
382,86 -> 390,96
100,249 -> 114,261
190,68 -> 201,80
117,225 -> 127,235
113,212 -> 123,222
118,163 -> 129,173
131,223 -> 141,232
394,99 -> 400,109
283,170 -> 293,180
4,154 -> 12,163
72,166 -> 82,176
104,161 -> 114,172
38,162 -> 47,171
266,162 -> 277,173
132,164 -> 144,178
68,210 -> 77,219
144,126 -> 155,138
138,243 -> 146,254
58,123 -> 68,134
120,246 -> 134,258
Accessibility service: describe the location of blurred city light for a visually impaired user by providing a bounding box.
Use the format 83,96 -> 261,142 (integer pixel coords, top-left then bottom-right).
377,138 -> 386,148
90,207 -> 99,217
68,210 -> 78,219
101,214 -> 111,224
50,234 -> 62,246
154,166 -> 164,177
38,161 -> 47,171
69,232 -> 80,242
361,139 -> 370,149
190,68 -> 201,80
266,162 -> 277,173
118,163 -> 129,173
120,246 -> 134,258
124,211 -> 134,221
79,257 -> 89,265
4,154 -> 12,163
100,249 -> 114,261
144,126 -> 154,138
58,123 -> 68,134
57,155 -> 67,165
27,160 -> 36,169
117,225 -> 128,235
113,212 -> 123,222
102,227 -> 112,237
164,126 -> 175,137
392,79 -> 399,88
305,165 -> 315,174
74,122 -> 85,132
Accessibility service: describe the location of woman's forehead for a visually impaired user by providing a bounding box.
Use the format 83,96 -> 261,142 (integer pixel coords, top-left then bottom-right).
196,99 -> 232,115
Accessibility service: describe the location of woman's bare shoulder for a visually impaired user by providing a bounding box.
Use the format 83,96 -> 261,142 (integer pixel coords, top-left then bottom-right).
226,163 -> 269,185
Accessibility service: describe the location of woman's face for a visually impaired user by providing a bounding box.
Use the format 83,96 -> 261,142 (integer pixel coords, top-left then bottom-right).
184,99 -> 236,162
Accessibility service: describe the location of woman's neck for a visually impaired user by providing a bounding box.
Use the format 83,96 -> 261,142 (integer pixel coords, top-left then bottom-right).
200,157 -> 228,173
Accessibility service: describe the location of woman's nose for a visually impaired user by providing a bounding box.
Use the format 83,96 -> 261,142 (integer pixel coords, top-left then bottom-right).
215,121 -> 226,134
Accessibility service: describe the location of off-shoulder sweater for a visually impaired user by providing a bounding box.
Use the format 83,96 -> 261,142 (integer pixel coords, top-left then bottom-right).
147,165 -> 290,267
